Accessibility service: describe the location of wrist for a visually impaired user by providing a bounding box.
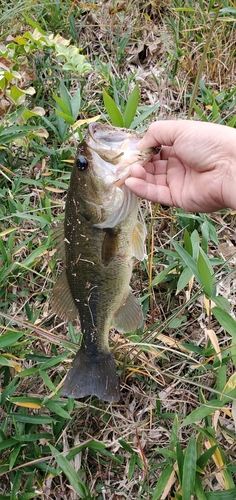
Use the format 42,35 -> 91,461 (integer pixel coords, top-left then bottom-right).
221,128 -> 236,210
223,159 -> 236,210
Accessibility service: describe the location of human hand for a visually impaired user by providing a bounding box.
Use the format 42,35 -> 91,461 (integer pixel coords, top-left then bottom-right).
125,120 -> 236,212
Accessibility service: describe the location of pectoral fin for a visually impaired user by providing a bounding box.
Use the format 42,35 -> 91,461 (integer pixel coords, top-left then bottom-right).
132,221 -> 147,260
51,269 -> 78,321
102,227 -> 121,266
113,289 -> 143,333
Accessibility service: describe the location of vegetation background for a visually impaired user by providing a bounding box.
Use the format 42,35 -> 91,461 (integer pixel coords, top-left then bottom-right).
0,0 -> 236,499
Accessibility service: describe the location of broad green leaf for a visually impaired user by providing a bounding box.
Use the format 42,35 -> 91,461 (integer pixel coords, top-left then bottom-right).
195,473 -> 208,499
46,402 -> 71,419
197,445 -> 217,470
155,447 -> 176,460
21,245 -> 49,268
49,444 -> 89,498
169,414 -> 179,452
119,439 -> 134,454
150,263 -> 177,286
39,370 -> 56,392
181,399 -> 225,427
213,296 -> 230,312
23,15 -> 47,34
176,441 -> 184,483
211,99 -> 220,122
191,229 -> 200,261
10,396 -> 42,409
0,438 -> 18,451
212,307 -> 236,361
128,453 -> 137,480
71,87 -> 81,120
182,434 -> 197,500
9,413 -> 55,424
171,238 -> 202,284
184,229 -> 192,256
152,464 -> 175,500
102,89 -> 124,127
197,247 -> 216,298
177,266 -> 193,293
130,103 -> 159,129
212,307 -> 236,338
9,442 -> 22,469
58,82 -> 72,114
123,85 -> 139,128
0,331 -> 24,348
55,109 -> 75,125
40,352 -> 69,370
206,489 -> 236,499
14,433 -> 52,442
193,103 -> 209,121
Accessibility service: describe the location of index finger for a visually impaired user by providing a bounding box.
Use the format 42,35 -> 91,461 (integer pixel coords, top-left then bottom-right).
137,119 -> 187,150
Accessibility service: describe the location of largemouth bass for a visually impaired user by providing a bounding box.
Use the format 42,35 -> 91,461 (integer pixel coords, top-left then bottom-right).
51,122 -> 155,402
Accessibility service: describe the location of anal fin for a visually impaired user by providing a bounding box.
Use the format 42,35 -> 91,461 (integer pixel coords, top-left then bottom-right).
113,289 -> 143,333
51,269 -> 78,322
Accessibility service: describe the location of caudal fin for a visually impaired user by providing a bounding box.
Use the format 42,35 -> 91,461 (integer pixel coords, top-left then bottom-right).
62,348 -> 120,402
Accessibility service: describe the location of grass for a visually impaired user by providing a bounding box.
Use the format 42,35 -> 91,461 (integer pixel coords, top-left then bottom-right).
0,0 -> 236,498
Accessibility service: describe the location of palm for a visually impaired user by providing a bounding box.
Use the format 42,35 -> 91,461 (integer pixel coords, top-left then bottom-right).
126,121 -> 235,213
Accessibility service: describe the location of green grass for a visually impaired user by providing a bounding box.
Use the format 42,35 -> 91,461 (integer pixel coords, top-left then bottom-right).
0,0 -> 236,498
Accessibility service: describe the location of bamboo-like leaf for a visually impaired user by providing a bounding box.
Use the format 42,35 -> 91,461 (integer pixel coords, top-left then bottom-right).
181,400 -> 225,427
177,266 -> 193,293
197,248 -> 216,298
9,413 -> 55,424
102,89 -> 124,127
71,87 -> 81,120
49,444 -> 89,498
206,489 -> 236,499
197,445 -> 217,470
171,238 -> 202,284
182,434 -> 197,500
55,109 -> 75,125
176,441 -> 184,484
46,401 -> 71,419
212,307 -> 236,362
152,464 -> 175,500
123,85 -> 139,128
0,331 -> 24,349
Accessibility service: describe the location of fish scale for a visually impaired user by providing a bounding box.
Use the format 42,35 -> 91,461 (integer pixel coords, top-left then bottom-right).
51,123 -> 155,402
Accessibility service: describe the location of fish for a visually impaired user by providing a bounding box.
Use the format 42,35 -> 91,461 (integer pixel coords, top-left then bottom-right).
51,122 -> 155,402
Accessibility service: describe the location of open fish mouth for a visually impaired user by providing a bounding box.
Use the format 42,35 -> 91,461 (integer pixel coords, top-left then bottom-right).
87,122 -> 157,186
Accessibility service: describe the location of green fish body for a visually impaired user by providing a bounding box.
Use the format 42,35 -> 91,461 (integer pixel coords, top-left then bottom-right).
51,123 -> 154,402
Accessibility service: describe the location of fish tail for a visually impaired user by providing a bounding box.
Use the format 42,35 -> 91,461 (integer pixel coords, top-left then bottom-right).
62,347 -> 120,402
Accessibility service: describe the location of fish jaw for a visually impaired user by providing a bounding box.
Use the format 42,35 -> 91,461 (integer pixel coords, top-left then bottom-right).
86,122 -> 155,187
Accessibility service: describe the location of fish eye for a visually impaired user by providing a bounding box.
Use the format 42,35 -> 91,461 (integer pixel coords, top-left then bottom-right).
76,155 -> 88,171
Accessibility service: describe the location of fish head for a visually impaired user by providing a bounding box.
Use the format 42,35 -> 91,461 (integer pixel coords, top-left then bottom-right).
70,123 -> 155,228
